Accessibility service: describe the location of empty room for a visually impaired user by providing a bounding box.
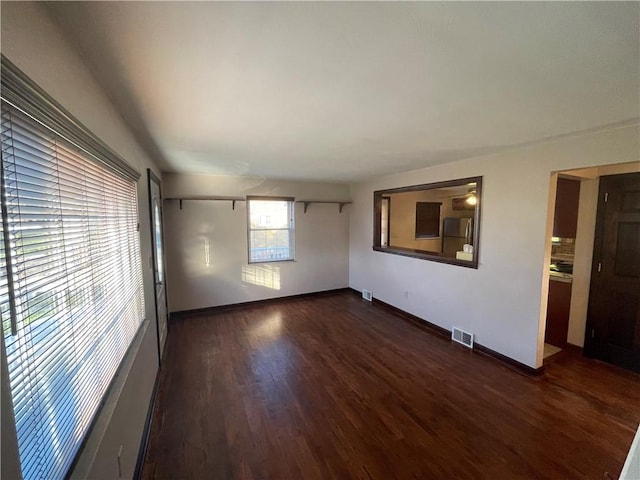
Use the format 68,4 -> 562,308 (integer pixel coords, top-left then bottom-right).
1,2 -> 640,479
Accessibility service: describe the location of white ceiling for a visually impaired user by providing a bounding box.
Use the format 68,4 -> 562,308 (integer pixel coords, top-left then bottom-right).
45,2 -> 639,182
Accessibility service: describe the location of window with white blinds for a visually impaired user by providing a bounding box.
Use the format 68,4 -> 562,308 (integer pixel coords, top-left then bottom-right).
1,101 -> 145,480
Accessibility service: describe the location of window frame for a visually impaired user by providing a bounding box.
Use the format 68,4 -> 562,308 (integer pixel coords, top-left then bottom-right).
0,55 -> 145,480
415,201 -> 442,239
246,196 -> 295,264
373,176 -> 482,268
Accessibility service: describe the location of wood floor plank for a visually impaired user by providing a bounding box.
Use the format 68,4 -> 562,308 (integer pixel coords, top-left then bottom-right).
142,291 -> 640,479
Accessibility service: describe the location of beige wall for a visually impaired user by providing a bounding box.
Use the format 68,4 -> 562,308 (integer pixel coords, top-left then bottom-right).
388,188 -> 473,252
1,3 -> 162,479
566,178 -> 598,347
349,125 -> 639,369
389,190 -> 444,252
163,174 -> 350,311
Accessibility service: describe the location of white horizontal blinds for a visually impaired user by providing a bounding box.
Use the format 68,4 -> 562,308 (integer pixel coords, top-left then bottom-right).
0,197 -> 11,337
1,102 -> 144,480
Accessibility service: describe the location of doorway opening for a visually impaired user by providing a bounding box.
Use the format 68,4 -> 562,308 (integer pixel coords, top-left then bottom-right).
539,162 -> 640,368
544,176 -> 580,359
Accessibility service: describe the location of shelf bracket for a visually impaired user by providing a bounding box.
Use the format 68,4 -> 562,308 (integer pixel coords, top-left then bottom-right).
179,199 -> 183,210
339,202 -> 347,214
303,202 -> 311,214
232,200 -> 236,210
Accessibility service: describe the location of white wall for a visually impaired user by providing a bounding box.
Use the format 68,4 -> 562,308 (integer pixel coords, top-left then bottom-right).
164,174 -> 350,311
621,424 -> 640,480
1,3 -> 161,479
349,125 -> 639,369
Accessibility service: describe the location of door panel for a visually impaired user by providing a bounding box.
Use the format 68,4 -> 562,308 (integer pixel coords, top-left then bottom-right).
585,172 -> 640,372
148,169 -> 168,363
608,292 -> 637,348
613,222 -> 639,277
622,191 -> 640,210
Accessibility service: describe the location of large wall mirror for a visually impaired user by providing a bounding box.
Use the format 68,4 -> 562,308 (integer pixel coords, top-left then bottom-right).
373,176 -> 482,268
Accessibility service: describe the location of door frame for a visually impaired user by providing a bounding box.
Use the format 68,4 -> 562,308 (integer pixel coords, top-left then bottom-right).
147,168 -> 169,366
537,163 -> 640,368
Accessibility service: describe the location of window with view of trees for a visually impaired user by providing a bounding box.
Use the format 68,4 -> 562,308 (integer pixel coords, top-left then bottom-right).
1,58 -> 144,480
247,197 -> 295,263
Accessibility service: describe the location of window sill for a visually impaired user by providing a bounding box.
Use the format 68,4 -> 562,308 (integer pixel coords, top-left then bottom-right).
69,319 -> 152,478
248,259 -> 295,264
373,246 -> 478,269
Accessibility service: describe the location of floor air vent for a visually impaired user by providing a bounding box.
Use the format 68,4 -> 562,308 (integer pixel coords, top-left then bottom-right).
452,327 -> 474,348
362,289 -> 372,301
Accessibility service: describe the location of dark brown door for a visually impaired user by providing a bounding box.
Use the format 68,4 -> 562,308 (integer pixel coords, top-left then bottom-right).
585,172 -> 640,372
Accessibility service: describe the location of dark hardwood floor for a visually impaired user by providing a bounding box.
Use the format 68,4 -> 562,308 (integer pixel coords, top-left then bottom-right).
141,291 -> 640,479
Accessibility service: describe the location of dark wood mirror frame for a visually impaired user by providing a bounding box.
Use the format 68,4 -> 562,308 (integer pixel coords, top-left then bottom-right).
373,176 -> 482,268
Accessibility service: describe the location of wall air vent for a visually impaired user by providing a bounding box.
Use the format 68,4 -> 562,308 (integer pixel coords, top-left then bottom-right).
362,289 -> 373,302
452,327 -> 474,348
